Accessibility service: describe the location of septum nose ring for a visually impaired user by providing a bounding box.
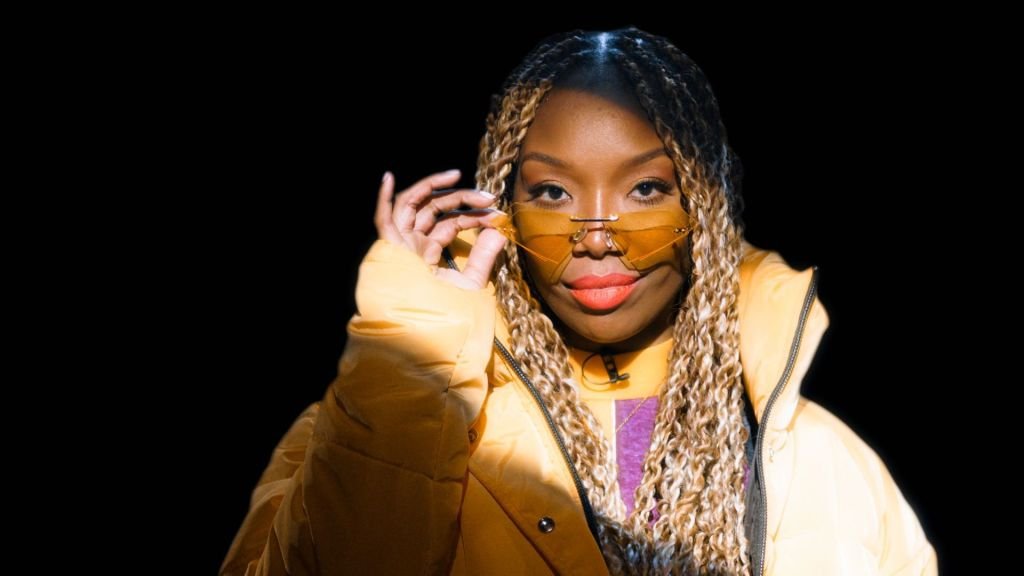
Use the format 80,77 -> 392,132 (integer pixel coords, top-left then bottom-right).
570,214 -> 619,248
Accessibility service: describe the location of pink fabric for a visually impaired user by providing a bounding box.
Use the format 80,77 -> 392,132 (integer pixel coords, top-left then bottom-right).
615,396 -> 659,515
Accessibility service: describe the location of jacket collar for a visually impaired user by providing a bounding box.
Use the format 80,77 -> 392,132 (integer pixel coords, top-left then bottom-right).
737,242 -> 828,429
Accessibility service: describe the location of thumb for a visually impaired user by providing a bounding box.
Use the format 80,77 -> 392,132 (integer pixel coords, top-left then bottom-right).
460,228 -> 507,289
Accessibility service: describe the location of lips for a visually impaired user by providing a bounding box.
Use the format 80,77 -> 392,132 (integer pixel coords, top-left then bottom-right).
565,274 -> 639,289
565,274 -> 639,311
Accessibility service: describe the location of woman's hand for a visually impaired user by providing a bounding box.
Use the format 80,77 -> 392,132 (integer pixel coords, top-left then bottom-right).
375,169 -> 508,290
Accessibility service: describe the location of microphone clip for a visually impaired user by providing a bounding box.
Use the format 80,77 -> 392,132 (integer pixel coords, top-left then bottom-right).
600,352 -> 630,384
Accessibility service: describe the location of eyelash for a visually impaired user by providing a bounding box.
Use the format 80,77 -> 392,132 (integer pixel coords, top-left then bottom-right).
526,183 -> 571,207
629,178 -> 672,206
527,179 -> 674,208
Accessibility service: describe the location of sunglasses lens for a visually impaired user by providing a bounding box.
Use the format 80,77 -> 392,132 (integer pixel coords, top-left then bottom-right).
504,204 -> 691,282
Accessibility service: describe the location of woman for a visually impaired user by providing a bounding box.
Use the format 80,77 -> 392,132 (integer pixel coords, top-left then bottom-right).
221,28 -> 935,575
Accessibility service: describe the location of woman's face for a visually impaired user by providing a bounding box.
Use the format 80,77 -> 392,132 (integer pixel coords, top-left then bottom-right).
512,88 -> 688,352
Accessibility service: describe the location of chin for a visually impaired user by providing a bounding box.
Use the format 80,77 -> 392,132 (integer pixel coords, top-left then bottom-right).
530,264 -> 684,349
558,302 -> 649,346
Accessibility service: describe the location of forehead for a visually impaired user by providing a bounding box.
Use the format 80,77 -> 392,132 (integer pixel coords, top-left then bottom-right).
521,89 -> 664,162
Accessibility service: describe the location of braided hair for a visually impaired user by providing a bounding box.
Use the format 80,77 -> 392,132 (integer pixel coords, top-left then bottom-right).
475,28 -> 749,575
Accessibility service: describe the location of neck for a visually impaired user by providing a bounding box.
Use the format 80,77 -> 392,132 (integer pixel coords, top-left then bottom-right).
563,315 -> 675,355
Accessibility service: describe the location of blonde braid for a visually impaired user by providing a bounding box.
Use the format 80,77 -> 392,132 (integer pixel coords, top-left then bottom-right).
615,42 -> 750,574
476,78 -> 627,524
476,28 -> 749,574
475,38 -> 635,558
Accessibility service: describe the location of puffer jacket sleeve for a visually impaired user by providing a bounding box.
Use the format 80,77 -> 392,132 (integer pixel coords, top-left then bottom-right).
220,239 -> 496,575
876,460 -> 939,575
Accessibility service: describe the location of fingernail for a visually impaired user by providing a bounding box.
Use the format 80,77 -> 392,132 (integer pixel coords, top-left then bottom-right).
478,189 -> 496,200
444,168 -> 461,175
381,171 -> 391,183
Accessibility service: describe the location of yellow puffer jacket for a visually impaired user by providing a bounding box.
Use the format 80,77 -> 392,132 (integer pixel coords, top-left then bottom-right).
221,237 -> 937,575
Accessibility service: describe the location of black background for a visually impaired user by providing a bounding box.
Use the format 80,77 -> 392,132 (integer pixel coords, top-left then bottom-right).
182,15 -> 968,573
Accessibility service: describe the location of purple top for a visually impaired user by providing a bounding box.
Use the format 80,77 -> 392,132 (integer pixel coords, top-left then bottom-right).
615,396 -> 660,515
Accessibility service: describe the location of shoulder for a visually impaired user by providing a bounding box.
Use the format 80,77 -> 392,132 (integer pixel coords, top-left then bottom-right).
790,399 -> 897,495
789,399 -> 937,572
782,399 -> 935,566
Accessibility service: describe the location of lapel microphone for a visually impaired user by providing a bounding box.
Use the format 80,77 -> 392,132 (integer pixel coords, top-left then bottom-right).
600,352 -> 630,384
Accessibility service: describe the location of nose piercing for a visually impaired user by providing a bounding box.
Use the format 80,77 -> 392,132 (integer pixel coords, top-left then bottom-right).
570,228 -> 612,245
570,214 -> 618,246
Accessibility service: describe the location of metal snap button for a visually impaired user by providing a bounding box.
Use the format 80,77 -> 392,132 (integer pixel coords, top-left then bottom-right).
537,516 -> 555,533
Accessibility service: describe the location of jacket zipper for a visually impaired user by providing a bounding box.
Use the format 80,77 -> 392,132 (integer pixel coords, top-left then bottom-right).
442,251 -> 821,567
493,339 -> 602,542
441,250 -> 601,542
754,268 -> 819,576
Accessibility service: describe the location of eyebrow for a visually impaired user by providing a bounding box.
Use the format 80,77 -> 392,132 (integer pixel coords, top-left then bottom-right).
521,147 -> 667,169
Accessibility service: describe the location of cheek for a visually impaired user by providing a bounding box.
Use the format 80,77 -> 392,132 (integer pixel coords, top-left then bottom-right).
521,252 -> 556,298
641,243 -> 689,303
649,258 -> 686,291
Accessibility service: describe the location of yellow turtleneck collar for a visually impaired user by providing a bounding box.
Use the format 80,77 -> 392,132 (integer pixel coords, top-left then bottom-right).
568,336 -> 675,401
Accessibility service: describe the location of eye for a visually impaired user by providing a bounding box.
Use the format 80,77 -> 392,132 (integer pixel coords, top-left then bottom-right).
527,183 -> 572,207
628,178 -> 673,206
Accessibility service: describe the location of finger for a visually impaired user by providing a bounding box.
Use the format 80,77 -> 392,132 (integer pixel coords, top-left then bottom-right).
422,241 -> 443,267
374,171 -> 403,244
460,228 -> 508,289
392,169 -> 462,232
426,210 -> 505,247
412,188 -> 486,232
435,187 -> 498,207
414,189 -> 498,232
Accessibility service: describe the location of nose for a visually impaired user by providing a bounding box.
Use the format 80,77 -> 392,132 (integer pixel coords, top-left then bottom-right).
571,222 -> 617,257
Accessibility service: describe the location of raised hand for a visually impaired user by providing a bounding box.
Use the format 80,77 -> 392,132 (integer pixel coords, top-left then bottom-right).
375,169 -> 508,290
